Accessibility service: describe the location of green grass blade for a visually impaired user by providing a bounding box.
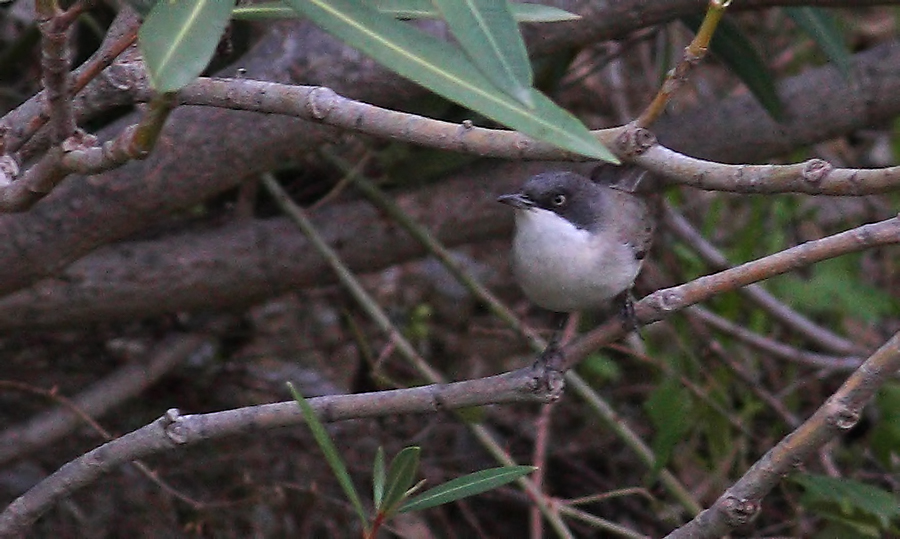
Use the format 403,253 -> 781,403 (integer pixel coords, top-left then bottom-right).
373,446 -> 386,510
380,446 -> 421,516
784,7 -> 851,80
287,383 -> 369,530
399,465 -> 536,513
139,0 -> 234,92
432,0 -> 534,106
285,0 -> 617,162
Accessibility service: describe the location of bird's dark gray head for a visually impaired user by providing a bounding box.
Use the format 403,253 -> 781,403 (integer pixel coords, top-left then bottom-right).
497,171 -> 606,231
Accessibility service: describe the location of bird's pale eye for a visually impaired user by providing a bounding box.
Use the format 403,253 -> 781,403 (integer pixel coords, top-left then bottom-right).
552,194 -> 566,206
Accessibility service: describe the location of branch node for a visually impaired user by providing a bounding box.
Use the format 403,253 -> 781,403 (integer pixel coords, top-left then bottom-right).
616,125 -> 657,157
60,129 -> 98,153
307,86 -> 338,120
163,408 -> 189,444
800,159 -> 833,185
529,363 -> 565,402
720,495 -> 760,526
656,290 -> 684,312
0,156 -> 20,186
827,403 -> 860,430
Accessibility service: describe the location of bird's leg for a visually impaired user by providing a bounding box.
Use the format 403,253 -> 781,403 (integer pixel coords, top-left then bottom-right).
616,288 -> 640,334
536,312 -> 568,371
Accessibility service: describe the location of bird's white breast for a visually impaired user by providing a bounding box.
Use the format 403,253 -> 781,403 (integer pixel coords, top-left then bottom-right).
511,207 -> 640,312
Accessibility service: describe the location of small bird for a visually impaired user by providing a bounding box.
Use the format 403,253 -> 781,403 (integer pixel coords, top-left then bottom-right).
498,167 -> 655,361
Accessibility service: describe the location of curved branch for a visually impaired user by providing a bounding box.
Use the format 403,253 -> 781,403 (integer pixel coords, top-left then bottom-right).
0,364 -> 560,537
665,329 -> 900,538
566,215 -> 900,368
662,203 -> 863,354
142,40 -> 900,195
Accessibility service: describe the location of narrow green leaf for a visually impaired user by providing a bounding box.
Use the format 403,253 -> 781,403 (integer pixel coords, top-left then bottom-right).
380,447 -> 421,516
285,0 -> 617,162
287,383 -> 369,529
506,3 -> 581,23
369,0 -> 435,19
400,465 -> 536,513
682,15 -> 784,121
872,384 -> 900,467
234,1 -> 580,23
784,7 -> 851,80
644,379 -> 692,474
373,446 -> 386,510
232,3 -> 294,20
792,473 -> 900,530
432,0 -> 534,106
139,0 -> 234,93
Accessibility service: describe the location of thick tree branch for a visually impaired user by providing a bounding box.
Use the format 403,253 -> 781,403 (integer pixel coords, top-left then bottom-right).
0,160 -> 545,329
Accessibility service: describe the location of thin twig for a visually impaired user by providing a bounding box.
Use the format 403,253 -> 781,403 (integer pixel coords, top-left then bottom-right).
327,156 -> 703,517
259,174 -> 575,537
0,334 -> 214,465
567,215 -> 900,369
36,0 -> 76,145
634,0 -> 731,127
688,306 -> 863,371
663,202 -> 863,355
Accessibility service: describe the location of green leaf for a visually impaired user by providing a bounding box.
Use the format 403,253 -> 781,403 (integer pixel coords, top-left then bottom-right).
288,383 -> 369,530
504,2 -> 581,23
139,0 -> 234,92
373,446 -> 386,510
400,465 -> 536,513
284,0 -> 617,162
576,352 -> 622,384
644,378 -> 692,474
792,473 -> 900,530
232,3 -> 293,20
380,446 -> 421,516
784,7 -> 851,80
768,256 -> 899,323
233,1 -> 581,23
872,384 -> 900,468
682,15 -> 784,121
432,0 -> 534,106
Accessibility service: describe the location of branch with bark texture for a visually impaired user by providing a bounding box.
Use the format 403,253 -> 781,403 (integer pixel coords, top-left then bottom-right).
0,364 -> 563,537
0,11 -> 898,302
2,211 -> 897,535
1,37 -> 900,325
565,214 -> 900,368
665,330 -> 900,539
131,40 -> 900,195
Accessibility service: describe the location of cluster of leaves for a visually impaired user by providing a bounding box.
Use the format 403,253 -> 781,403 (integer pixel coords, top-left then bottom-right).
289,383 -> 534,537
134,0 -> 616,161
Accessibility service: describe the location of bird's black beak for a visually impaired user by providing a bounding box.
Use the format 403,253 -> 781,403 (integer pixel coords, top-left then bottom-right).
497,193 -> 534,209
